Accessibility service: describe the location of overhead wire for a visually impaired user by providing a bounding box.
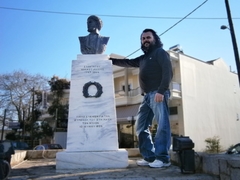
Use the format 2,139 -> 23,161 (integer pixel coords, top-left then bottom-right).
0,0 -> 238,57
0,4 -> 239,20
126,0 -> 209,58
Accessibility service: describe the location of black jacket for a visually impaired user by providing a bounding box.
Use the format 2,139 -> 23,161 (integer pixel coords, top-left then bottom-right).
110,47 -> 172,95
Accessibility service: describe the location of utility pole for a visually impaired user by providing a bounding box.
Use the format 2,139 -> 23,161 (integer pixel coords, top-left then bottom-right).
31,87 -> 35,148
224,0 -> 240,85
1,109 -> 7,141
22,109 -> 25,142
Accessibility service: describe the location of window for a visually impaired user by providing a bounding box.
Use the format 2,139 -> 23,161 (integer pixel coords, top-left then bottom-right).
169,107 -> 178,115
122,85 -> 131,92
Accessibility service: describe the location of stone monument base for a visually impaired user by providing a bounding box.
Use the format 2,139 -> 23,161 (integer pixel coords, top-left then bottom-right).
56,149 -> 128,170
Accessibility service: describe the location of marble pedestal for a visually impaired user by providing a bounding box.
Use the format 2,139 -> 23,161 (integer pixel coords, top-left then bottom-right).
56,54 -> 128,170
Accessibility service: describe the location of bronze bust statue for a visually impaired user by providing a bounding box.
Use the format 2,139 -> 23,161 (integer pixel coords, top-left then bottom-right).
79,15 -> 109,54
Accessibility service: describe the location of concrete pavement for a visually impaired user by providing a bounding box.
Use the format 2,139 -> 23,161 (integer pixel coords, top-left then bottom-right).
8,157 -> 217,180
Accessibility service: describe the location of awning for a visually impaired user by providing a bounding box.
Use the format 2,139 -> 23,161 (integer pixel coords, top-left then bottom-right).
116,104 -> 140,124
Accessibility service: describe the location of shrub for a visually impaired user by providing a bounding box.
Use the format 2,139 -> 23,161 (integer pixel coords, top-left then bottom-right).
204,136 -> 222,153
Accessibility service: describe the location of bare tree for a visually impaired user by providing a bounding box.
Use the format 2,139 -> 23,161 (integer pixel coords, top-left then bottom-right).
0,70 -> 49,140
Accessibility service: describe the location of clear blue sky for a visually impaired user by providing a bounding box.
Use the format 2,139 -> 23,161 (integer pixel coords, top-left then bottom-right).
1,0 -> 239,80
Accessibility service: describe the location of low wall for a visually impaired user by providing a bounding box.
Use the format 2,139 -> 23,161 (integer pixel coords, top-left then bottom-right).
10,148 -> 136,166
10,149 -> 64,167
26,149 -> 64,159
170,151 -> 240,180
11,150 -> 27,166
201,153 -> 240,180
10,149 -> 240,180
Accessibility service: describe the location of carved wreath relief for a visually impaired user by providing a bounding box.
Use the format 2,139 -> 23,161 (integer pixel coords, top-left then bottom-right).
82,81 -> 103,98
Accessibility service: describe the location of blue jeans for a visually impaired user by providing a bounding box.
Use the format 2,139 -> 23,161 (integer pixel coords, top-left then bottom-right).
135,90 -> 171,163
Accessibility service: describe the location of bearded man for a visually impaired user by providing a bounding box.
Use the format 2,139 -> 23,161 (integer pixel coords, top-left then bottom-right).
109,29 -> 173,168
79,15 -> 109,54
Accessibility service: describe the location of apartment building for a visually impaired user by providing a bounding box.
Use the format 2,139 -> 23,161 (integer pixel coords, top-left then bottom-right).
112,51 -> 240,151
49,50 -> 240,151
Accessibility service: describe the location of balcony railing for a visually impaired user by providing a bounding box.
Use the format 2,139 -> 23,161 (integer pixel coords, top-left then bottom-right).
171,82 -> 181,92
170,82 -> 181,99
115,87 -> 141,97
115,82 -> 181,97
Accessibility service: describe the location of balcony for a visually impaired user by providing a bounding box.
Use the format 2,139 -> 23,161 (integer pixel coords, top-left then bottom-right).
115,87 -> 142,106
170,82 -> 182,99
115,82 -> 181,106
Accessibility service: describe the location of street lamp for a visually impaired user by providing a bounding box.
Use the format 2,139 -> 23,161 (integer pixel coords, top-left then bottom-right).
222,0 -> 240,86
221,24 -> 240,85
220,25 -> 229,30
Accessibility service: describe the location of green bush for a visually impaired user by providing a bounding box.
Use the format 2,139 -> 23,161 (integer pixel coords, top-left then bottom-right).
204,136 -> 222,153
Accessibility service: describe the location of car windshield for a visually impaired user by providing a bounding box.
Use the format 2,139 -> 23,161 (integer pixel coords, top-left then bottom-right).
35,146 -> 43,150
34,144 -> 62,150
227,143 -> 240,154
11,141 -> 29,150
48,144 -> 62,149
12,142 -> 17,148
20,142 -> 29,149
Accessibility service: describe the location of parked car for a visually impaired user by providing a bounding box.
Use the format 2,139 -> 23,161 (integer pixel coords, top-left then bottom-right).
33,144 -> 63,150
11,141 -> 30,150
226,143 -> 240,154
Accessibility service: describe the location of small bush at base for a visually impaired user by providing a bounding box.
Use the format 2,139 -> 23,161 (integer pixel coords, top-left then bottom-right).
204,136 -> 222,153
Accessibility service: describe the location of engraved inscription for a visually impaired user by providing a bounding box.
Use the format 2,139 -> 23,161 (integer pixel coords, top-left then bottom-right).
74,115 -> 111,128
80,65 -> 104,74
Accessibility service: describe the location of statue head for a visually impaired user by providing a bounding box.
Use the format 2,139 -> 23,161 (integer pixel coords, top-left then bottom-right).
79,15 -> 109,54
87,15 -> 103,33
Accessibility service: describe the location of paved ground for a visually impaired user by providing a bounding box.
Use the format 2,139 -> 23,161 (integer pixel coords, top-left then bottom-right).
8,158 -> 218,180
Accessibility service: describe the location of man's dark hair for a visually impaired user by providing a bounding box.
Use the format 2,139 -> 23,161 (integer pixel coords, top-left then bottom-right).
141,29 -> 163,48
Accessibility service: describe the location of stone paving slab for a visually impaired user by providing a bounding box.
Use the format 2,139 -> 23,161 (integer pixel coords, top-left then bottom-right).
8,158 -> 218,180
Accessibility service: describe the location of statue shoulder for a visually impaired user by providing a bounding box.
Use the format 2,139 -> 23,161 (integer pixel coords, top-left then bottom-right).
99,36 -> 110,44
79,36 -> 88,42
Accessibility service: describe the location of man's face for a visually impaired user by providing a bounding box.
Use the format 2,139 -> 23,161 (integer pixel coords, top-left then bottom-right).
141,31 -> 156,53
87,18 -> 98,32
141,32 -> 155,47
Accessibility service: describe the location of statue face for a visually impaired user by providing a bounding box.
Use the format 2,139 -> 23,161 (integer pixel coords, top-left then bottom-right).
87,18 -> 98,33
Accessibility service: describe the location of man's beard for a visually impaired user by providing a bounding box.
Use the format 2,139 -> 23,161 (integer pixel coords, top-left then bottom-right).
141,41 -> 156,54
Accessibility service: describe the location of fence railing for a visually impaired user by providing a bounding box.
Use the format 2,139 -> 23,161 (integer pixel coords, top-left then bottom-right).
115,82 -> 181,97
115,87 -> 141,97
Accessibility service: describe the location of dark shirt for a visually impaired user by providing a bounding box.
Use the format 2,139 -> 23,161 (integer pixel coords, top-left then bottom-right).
110,48 -> 172,95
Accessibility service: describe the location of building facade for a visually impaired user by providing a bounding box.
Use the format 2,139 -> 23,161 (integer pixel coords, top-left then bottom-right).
38,51 -> 240,151
113,51 -> 240,151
